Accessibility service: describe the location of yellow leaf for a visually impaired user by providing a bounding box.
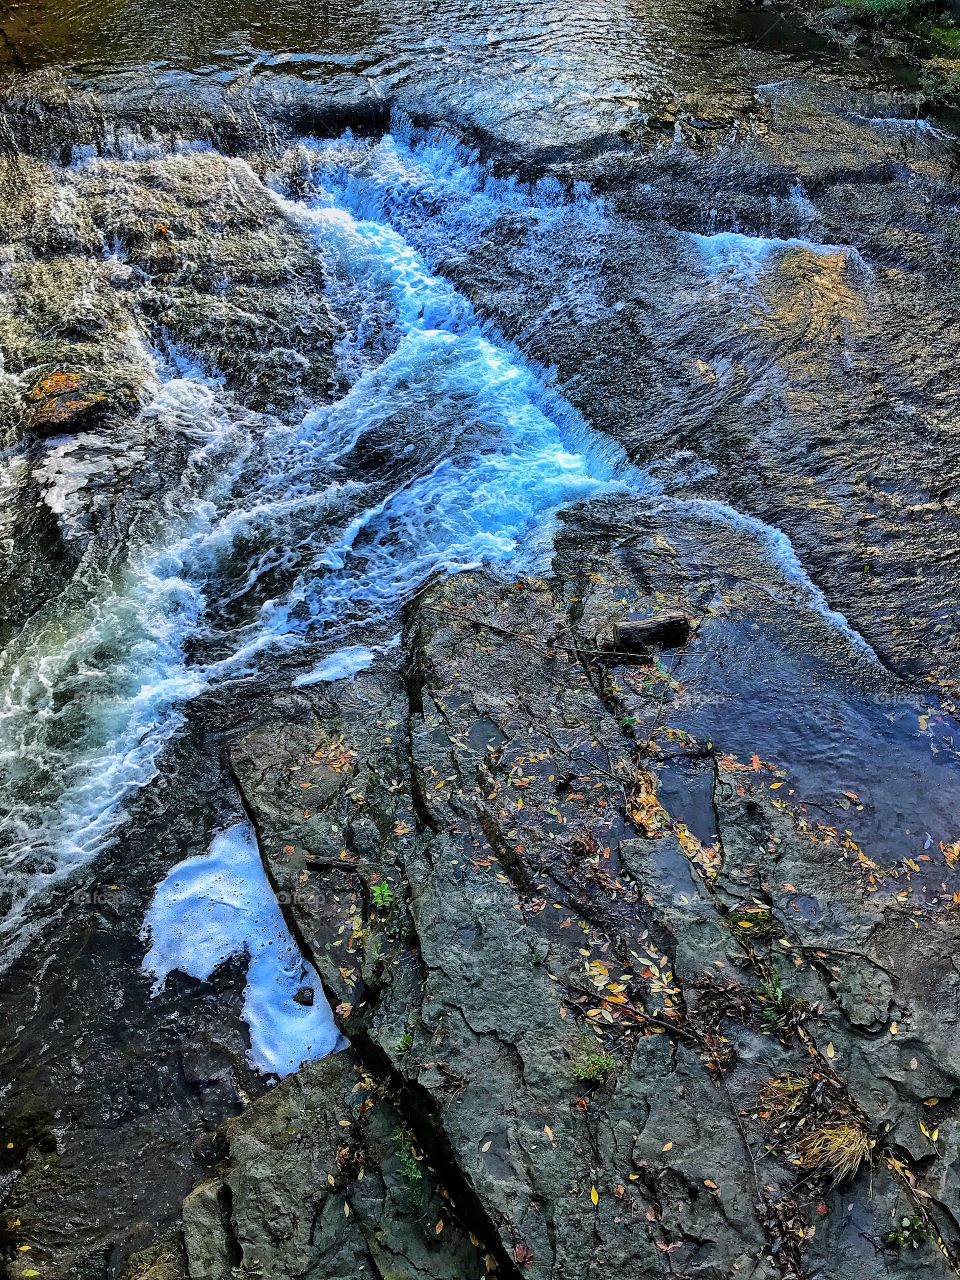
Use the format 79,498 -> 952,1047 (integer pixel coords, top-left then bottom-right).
738,921 -> 753,929
662,1141 -> 673,1152
925,1098 -> 940,1106
932,1129 -> 940,1142
770,782 -> 783,790
590,1186 -> 599,1206
826,1042 -> 835,1059
890,1022 -> 898,1035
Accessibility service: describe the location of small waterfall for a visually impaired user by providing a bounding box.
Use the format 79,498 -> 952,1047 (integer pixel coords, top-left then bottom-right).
0,121 -> 639,949
0,115 -> 882,953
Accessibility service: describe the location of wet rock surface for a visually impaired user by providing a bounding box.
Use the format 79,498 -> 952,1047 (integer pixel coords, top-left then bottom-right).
26,369 -> 139,436
157,552 -> 960,1280
612,611 -> 697,653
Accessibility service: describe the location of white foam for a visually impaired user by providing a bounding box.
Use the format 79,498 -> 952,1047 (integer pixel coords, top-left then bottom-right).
691,230 -> 853,288
293,633 -> 403,686
850,114 -> 944,136
142,822 -> 345,1075
293,644 -> 377,685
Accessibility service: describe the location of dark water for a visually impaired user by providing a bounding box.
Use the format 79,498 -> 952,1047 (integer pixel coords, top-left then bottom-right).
2,0 -> 960,1272
0,0 -> 865,143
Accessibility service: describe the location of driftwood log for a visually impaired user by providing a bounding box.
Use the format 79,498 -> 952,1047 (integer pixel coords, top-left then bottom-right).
612,610 -> 696,653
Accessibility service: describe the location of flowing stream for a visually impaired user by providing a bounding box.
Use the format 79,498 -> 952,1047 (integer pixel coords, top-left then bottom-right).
0,118 -> 887,956
1,0 -> 960,1268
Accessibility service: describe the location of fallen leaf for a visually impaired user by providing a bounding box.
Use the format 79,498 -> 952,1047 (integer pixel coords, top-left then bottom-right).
591,1186 -> 600,1206
662,1141 -> 674,1153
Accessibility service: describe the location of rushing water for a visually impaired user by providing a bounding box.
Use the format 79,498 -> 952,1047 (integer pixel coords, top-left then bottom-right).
0,121 -> 644,949
1,117 -> 904,956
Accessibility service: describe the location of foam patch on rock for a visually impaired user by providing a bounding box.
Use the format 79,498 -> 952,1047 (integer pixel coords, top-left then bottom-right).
142,821 -> 346,1075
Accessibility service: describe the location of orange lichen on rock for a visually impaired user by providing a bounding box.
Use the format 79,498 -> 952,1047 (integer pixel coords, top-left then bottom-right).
26,370 -> 134,434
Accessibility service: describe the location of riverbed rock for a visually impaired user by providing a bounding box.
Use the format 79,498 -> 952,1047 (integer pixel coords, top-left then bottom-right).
175,558 -> 960,1279
5,58 -> 960,1280
120,1238 -> 187,1280
27,368 -> 139,436
178,1052 -> 485,1280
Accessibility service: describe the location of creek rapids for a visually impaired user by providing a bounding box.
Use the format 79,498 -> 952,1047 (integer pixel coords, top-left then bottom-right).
1,1 -> 960,1278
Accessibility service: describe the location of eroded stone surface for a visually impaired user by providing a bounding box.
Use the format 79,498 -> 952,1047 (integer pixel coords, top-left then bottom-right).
171,557 -> 960,1280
